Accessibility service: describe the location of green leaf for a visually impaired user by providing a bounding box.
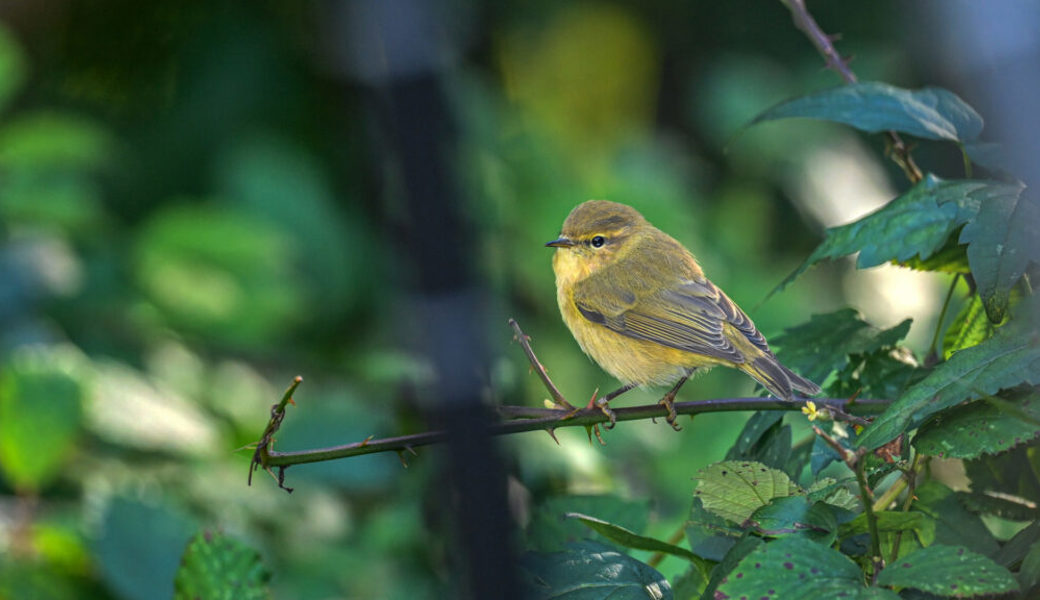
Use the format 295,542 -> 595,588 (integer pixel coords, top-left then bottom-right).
94,498 -> 197,600
528,496 -> 650,552
670,564 -> 707,600
701,536 -> 762,600
520,540 -> 672,600
694,461 -> 801,525
914,481 -> 1000,558
993,521 -> 1040,570
942,293 -> 998,359
0,24 -> 27,112
1020,539 -> 1040,594
913,393 -> 1040,459
857,318 -> 1040,450
0,347 -> 85,491
716,535 -> 894,600
724,411 -> 791,472
567,513 -> 712,577
807,478 -> 861,512
684,497 -> 742,563
770,308 -> 911,384
772,176 -> 1014,294
746,496 -> 836,543
956,491 -> 1040,522
964,445 -> 1040,506
959,185 -> 1038,322
838,511 -> 935,547
876,545 -> 1019,597
749,82 -> 982,142
174,530 -> 270,600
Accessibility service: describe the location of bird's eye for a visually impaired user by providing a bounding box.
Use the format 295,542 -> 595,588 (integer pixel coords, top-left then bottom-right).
591,235 -> 606,248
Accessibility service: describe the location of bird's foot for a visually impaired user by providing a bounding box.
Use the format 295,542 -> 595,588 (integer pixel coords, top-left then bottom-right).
589,390 -> 618,429
659,392 -> 682,431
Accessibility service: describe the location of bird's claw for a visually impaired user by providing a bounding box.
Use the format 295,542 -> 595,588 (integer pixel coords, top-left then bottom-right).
659,395 -> 682,431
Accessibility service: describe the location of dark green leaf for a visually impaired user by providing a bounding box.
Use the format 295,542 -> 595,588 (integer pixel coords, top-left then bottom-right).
520,540 -> 672,600
671,564 -> 707,600
993,521 -> 1040,570
174,530 -> 270,600
684,497 -> 742,563
829,348 -> 919,402
94,498 -> 197,600
770,308 -> 911,384
964,445 -> 1040,507
567,513 -> 712,573
876,545 -> 1019,597
857,318 -> 1040,450
772,176 -> 1014,294
956,491 -> 1040,522
913,393 -> 1040,459
1020,539 -> 1040,595
838,511 -> 935,547
528,496 -> 650,552
694,461 -> 801,525
959,185 -> 1038,322
746,496 -> 836,543
942,293 -> 998,359
725,411 -> 791,472
749,82 -> 983,142
701,536 -> 762,600
913,481 -> 1000,558
0,349 -> 85,491
716,535 -> 892,600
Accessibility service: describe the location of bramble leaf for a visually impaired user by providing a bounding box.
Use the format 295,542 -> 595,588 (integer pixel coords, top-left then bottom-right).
566,513 -> 712,573
942,293 -> 999,359
694,461 -> 801,525
716,536 -> 898,600
912,393 -> 1040,459
857,314 -> 1040,450
749,82 -> 983,142
520,540 -> 672,600
876,544 -> 1019,597
772,176 -> 1018,294
959,185 -> 1038,323
174,531 -> 270,600
771,308 -> 911,385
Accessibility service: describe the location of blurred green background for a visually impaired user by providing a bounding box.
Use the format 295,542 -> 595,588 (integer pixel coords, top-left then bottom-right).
0,1 -> 956,598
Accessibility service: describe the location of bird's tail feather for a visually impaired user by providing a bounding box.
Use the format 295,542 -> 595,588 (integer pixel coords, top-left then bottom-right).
741,356 -> 820,401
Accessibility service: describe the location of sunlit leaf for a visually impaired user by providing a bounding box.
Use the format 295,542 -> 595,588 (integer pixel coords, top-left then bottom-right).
694,461 -> 801,525
876,545 -> 1018,597
0,111 -> 113,170
943,293 -> 999,359
749,82 -> 983,142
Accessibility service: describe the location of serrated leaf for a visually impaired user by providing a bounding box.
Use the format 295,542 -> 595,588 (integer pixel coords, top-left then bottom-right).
772,177 -> 1015,294
770,309 -> 911,384
807,478 -> 861,512
694,461 -> 801,525
749,82 -> 982,142
716,535 -> 896,600
724,411 -> 791,472
0,347 -> 85,491
701,536 -> 762,600
174,531 -> 270,600
520,540 -> 672,600
959,184 -> 1038,322
838,511 -> 935,547
913,393 -> 1040,459
857,319 -> 1040,450
528,496 -> 650,552
566,513 -> 712,574
684,497 -> 741,563
746,496 -> 836,543
942,294 -> 998,359
876,544 -> 1019,597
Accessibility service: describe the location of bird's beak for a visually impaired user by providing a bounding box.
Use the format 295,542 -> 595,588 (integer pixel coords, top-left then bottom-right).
545,237 -> 575,248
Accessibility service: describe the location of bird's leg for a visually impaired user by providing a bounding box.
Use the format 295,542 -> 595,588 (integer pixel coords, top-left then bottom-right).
659,375 -> 690,431
593,383 -> 636,429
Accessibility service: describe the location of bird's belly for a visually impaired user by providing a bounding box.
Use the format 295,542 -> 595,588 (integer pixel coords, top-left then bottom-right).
558,295 -> 720,387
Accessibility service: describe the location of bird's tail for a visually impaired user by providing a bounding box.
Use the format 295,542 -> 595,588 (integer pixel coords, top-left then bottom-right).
740,355 -> 820,401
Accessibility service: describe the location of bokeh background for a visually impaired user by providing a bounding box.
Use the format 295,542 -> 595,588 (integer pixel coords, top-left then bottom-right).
0,1 -> 990,598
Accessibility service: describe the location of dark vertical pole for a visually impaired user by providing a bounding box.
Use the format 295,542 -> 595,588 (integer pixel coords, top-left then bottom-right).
324,1 -> 518,597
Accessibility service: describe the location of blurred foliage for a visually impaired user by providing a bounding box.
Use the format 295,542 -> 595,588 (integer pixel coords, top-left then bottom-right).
1,1 -> 1036,599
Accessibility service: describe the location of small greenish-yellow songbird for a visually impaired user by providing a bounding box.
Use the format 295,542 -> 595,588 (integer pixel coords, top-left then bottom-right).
547,200 -> 820,430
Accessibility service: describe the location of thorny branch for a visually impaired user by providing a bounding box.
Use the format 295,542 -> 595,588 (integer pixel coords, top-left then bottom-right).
783,0 -> 923,184
248,319 -> 888,492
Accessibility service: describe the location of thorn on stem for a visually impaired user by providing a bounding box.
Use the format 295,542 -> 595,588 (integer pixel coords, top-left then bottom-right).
545,428 -> 560,445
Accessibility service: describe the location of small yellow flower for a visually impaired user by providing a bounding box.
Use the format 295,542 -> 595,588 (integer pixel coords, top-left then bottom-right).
802,400 -> 819,421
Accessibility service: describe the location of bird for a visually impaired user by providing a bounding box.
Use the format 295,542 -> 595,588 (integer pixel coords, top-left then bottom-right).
546,200 -> 820,430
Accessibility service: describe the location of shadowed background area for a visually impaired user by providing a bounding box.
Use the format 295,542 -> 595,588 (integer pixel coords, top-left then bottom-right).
2,1 -> 1028,598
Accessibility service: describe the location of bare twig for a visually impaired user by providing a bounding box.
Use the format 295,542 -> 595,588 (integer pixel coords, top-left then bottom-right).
782,0 -> 923,184
508,318 -> 574,410
247,376 -> 303,492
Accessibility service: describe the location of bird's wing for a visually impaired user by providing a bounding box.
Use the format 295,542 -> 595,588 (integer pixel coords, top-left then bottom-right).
572,277 -> 770,364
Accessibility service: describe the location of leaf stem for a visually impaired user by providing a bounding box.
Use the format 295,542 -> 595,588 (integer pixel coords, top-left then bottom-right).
853,451 -> 885,580
927,274 -> 961,364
